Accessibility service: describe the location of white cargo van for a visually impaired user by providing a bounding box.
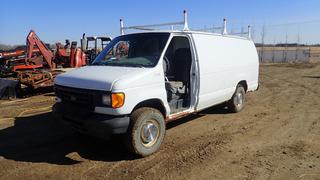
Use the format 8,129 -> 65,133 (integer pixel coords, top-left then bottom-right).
53,11 -> 259,156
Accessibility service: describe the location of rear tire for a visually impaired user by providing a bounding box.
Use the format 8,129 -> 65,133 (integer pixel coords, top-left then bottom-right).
227,84 -> 246,113
125,107 -> 166,157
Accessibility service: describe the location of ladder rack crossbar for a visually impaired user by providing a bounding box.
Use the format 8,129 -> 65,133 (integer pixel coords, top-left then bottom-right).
230,32 -> 249,35
123,21 -> 184,30
194,26 -> 224,32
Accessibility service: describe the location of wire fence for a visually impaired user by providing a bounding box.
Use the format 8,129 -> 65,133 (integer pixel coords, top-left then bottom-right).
257,46 -> 320,64
257,47 -> 311,63
251,20 -> 320,63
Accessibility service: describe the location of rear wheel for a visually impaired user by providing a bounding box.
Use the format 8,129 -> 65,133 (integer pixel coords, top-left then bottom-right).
227,84 -> 246,113
125,107 -> 165,157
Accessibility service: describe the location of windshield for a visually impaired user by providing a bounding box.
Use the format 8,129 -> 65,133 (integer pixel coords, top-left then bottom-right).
92,33 -> 170,68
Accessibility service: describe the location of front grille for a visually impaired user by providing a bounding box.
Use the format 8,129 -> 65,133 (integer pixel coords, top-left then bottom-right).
60,89 -> 92,106
55,85 -> 110,111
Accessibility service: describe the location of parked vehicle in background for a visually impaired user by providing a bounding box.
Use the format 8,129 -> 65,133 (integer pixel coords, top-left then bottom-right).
53,11 -> 259,157
81,34 -> 112,64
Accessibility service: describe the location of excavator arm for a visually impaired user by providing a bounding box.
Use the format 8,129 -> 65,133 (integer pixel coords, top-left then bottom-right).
25,30 -> 55,69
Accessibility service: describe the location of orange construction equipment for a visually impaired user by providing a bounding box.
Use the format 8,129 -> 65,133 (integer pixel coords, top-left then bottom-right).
0,30 -> 111,98
7,30 -> 88,91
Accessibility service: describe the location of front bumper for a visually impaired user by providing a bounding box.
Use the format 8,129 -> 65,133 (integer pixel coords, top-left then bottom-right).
52,103 -> 130,139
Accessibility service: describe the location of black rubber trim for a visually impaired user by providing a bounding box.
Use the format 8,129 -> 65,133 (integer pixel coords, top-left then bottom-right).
53,103 -> 130,138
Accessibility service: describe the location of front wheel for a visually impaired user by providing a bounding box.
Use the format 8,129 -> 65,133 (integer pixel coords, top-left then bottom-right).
227,84 -> 246,113
125,107 -> 166,157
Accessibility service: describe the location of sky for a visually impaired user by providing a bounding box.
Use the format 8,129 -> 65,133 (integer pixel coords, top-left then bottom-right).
1,0 -> 320,45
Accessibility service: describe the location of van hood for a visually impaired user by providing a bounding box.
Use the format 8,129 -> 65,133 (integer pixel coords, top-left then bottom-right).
54,66 -> 150,91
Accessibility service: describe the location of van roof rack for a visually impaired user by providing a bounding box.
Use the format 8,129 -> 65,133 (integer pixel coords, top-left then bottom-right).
120,10 -> 189,35
195,19 -> 252,39
119,10 -> 252,39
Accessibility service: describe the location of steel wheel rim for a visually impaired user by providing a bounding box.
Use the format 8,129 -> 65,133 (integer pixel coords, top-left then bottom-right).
235,91 -> 244,107
140,119 -> 160,148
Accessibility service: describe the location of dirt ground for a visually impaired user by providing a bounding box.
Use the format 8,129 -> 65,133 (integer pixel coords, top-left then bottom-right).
0,64 -> 319,180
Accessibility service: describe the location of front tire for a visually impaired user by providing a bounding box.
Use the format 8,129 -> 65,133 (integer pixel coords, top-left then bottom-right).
227,84 -> 246,113
125,107 -> 166,157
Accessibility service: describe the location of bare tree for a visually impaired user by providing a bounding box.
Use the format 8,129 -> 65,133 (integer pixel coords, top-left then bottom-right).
283,32 -> 288,62
295,31 -> 300,61
260,25 -> 266,62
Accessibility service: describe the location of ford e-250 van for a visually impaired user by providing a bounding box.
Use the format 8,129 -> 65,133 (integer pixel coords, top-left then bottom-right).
53,13 -> 259,156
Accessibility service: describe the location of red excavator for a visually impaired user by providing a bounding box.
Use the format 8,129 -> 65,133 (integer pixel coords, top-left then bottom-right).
17,30 -> 88,70
15,30 -> 88,89
55,41 -> 86,68
13,30 -> 56,71
0,46 -> 40,61
0,30 -> 111,99
0,45 -> 41,76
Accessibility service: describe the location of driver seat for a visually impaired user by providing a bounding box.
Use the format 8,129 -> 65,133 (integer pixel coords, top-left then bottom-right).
165,48 -> 191,101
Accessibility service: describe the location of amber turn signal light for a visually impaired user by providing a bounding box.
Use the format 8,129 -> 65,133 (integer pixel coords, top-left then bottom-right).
111,93 -> 125,108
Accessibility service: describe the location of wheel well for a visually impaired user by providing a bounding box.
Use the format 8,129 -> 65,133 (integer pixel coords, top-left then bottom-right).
238,80 -> 248,92
132,99 -> 166,117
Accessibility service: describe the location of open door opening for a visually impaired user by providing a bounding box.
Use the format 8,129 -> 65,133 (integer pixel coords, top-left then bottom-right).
163,36 -> 192,114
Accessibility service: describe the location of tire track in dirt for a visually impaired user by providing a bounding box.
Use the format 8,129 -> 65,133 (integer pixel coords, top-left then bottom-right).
219,65 -> 320,179
105,131 -> 231,179
260,72 -> 319,95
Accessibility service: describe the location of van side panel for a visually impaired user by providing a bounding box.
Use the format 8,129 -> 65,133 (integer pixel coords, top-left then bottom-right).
192,34 -> 259,111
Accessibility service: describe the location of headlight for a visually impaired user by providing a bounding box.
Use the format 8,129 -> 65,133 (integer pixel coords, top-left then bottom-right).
111,93 -> 125,108
102,94 -> 111,105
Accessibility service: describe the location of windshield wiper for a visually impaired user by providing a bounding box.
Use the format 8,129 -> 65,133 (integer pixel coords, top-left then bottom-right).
104,63 -> 146,68
128,64 -> 145,68
91,62 -> 146,68
91,61 -> 103,65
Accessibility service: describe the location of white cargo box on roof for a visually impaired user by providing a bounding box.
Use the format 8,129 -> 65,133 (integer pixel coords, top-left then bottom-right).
53,10 -> 259,157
